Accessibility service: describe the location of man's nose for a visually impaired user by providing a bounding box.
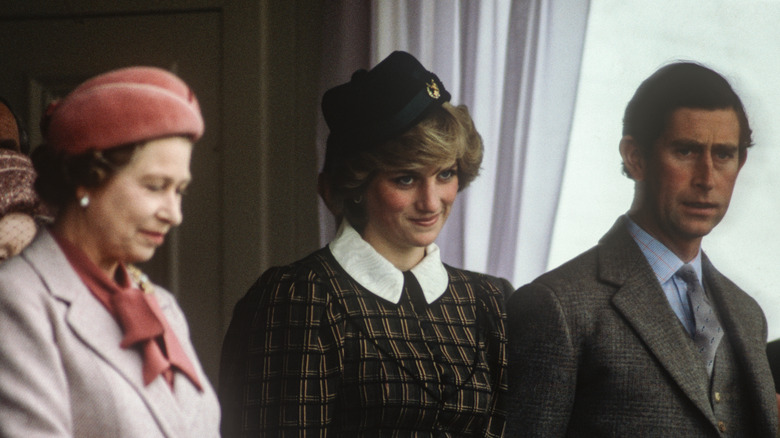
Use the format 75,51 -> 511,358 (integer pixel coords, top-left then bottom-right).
693,154 -> 715,190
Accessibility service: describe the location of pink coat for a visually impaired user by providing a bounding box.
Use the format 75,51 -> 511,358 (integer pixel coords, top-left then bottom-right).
0,229 -> 220,437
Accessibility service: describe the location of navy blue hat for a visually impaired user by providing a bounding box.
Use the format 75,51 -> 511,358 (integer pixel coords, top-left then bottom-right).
322,51 -> 451,152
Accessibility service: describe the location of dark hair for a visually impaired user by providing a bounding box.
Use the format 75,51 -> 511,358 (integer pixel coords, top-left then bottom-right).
320,102 -> 483,231
32,142 -> 141,209
622,62 -> 752,176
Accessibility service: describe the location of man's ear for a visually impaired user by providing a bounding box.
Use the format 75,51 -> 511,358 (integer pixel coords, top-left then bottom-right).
619,136 -> 646,181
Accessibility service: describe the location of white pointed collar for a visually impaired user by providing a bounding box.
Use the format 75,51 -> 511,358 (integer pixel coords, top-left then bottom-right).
328,220 -> 449,304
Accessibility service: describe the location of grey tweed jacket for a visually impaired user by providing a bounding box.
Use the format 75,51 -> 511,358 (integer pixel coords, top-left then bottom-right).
506,216 -> 777,437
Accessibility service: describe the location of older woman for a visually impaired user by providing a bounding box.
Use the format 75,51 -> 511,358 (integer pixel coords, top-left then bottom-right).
0,67 -> 220,437
219,51 -> 511,437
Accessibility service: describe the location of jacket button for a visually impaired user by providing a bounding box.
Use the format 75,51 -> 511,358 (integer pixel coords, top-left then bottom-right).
714,392 -> 721,403
718,421 -> 726,432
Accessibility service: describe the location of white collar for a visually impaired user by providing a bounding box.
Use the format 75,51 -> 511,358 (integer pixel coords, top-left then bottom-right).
328,220 -> 449,304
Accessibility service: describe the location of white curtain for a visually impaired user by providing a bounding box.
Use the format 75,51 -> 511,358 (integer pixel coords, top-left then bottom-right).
319,0 -> 590,287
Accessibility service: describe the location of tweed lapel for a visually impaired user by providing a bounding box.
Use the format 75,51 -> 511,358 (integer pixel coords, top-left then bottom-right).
599,218 -> 717,425
24,230 -> 185,438
701,257 -> 777,436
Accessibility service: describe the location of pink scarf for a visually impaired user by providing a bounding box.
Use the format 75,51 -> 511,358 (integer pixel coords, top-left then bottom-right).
53,232 -> 202,391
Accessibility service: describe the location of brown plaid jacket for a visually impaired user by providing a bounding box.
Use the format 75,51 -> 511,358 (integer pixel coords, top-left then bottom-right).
219,247 -> 510,437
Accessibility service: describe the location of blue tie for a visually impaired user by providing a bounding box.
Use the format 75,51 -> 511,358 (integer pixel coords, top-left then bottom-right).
677,264 -> 723,377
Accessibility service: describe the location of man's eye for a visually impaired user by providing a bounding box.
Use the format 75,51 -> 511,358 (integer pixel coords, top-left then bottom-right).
677,148 -> 693,156
716,151 -> 735,160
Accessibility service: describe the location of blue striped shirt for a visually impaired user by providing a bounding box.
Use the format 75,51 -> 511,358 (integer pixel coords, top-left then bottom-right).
625,216 -> 702,336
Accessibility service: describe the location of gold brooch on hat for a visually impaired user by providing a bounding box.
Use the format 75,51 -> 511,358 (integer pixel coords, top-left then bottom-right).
426,79 -> 441,99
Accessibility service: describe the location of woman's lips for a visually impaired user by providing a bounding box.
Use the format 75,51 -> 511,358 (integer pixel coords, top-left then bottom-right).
140,230 -> 166,245
410,215 -> 439,227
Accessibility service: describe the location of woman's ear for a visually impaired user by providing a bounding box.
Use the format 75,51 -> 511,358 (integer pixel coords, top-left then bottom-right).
619,135 -> 646,181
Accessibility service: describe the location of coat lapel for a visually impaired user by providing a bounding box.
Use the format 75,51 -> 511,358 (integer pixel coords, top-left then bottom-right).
24,230 -> 186,438
598,219 -> 717,426
702,258 -> 777,436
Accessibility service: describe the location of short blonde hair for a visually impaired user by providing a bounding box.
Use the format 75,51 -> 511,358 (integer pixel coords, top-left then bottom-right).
320,102 -> 483,230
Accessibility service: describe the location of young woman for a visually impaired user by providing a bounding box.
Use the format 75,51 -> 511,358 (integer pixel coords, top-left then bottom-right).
0,67 -> 220,437
219,51 -> 511,437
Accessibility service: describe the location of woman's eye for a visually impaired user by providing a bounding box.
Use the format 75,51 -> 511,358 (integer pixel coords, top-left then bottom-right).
144,179 -> 170,192
439,169 -> 456,180
395,175 -> 414,185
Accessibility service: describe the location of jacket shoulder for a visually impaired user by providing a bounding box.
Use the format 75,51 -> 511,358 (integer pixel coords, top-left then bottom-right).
444,265 -> 514,298
703,258 -> 767,331
526,245 -> 600,291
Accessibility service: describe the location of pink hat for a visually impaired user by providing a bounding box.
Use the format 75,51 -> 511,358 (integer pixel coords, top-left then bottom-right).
42,66 -> 203,155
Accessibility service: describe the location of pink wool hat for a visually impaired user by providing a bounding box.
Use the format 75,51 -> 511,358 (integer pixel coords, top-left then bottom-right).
42,66 -> 203,155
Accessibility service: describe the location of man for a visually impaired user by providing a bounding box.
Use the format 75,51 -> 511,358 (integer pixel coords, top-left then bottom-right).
507,63 -> 778,437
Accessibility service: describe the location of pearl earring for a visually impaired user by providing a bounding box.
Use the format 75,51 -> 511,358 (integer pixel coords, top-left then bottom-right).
79,195 -> 90,208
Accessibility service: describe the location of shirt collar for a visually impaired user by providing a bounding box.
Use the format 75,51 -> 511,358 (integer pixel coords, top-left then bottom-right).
625,215 -> 703,285
328,220 -> 449,304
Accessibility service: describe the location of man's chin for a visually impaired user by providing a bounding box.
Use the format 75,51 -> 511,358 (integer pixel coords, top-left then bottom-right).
678,221 -> 719,240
